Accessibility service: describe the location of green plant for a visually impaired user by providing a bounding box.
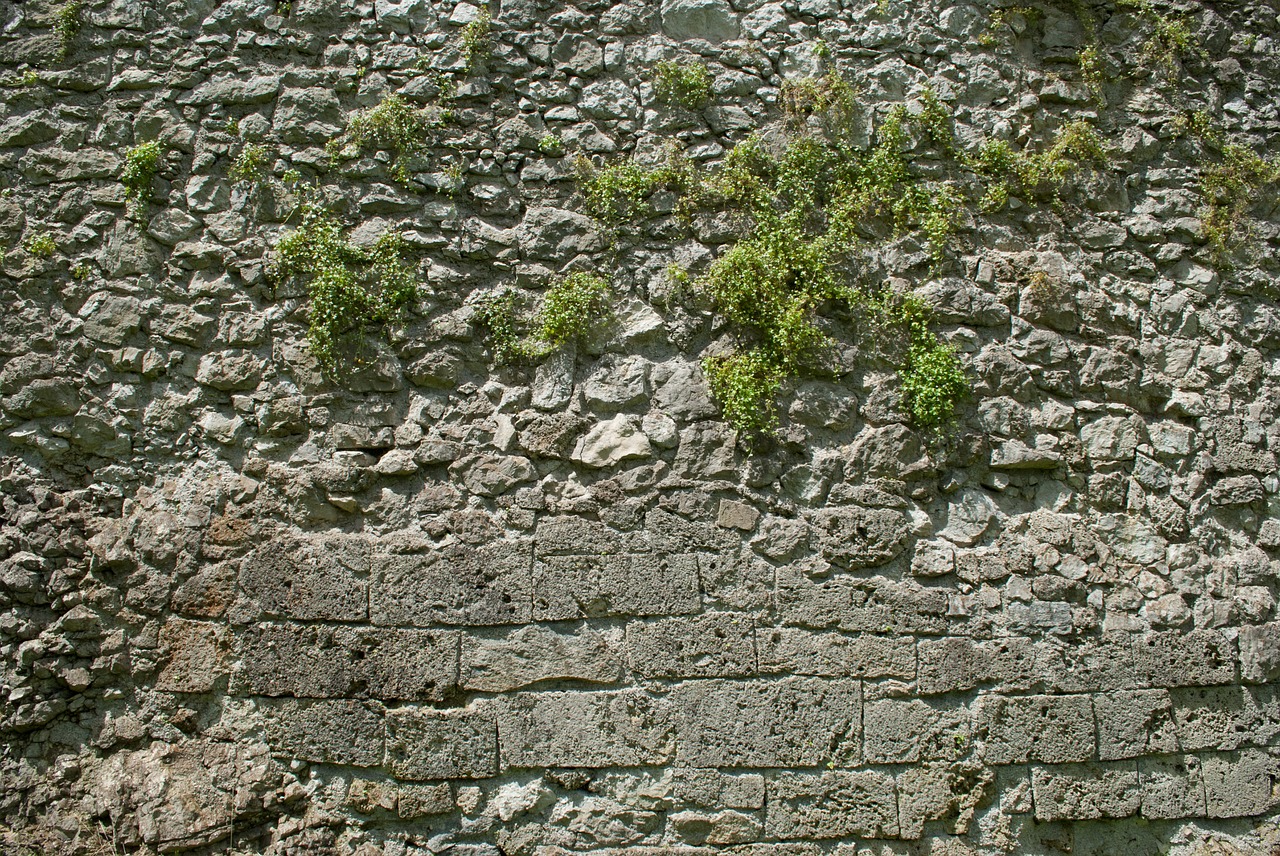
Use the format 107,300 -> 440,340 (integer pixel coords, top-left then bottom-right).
327,94 -> 442,183
460,8 -> 492,72
269,193 -> 418,372
970,120 -> 1109,208
884,294 -> 968,429
652,60 -> 713,109
121,140 -> 162,208
781,70 -> 858,133
230,143 -> 269,183
538,133 -> 565,156
476,273 -> 612,365
23,231 -> 56,259
71,261 -> 91,280
577,148 -> 696,224
54,1 -> 82,58
1,70 -> 39,88
1119,0 -> 1201,74
1077,45 -> 1105,101
1200,142 -> 1279,260
225,117 -> 241,136
979,6 -> 1038,47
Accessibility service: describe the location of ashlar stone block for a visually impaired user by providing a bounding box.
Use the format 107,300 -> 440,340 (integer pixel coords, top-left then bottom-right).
497,689 -> 674,769
386,706 -> 499,780
765,771 -> 898,839
977,693 -> 1094,765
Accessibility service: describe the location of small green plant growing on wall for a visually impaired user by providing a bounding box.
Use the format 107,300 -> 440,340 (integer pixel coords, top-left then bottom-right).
886,295 -> 968,428
460,8 -> 492,73
121,140 -> 162,211
23,231 -> 56,259
1200,142 -> 1279,261
230,143 -> 269,183
327,95 -> 443,183
476,273 -> 612,365
538,133 -> 564,156
652,60 -> 713,109
269,194 -> 418,373
54,1 -> 82,58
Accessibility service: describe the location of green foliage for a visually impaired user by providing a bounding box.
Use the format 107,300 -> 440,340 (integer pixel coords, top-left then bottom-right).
54,1 -> 82,57
1200,142 -> 1279,260
703,350 -> 787,436
978,6 -> 1038,47
230,143 -> 269,183
1077,45 -> 1105,101
970,120 -> 1109,208
538,133 -> 564,157
269,195 -> 418,373
461,8 -> 492,72
327,95 -> 442,183
577,149 -> 695,224
781,70 -> 858,133
539,273 -> 610,346
879,295 -> 968,429
23,231 -> 56,259
653,60 -> 713,109
1120,0 -> 1200,73
476,274 -> 612,365
121,140 -> 162,208
1,70 -> 40,88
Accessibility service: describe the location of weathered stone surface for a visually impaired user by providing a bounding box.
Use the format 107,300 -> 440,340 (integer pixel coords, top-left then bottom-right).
977,694 -> 1095,764
460,625 -> 622,691
231,623 -> 459,701
573,414 -> 653,467
1133,630 -> 1235,687
1170,686 -> 1280,752
1139,755 -> 1206,819
1032,763 -> 1142,821
240,534 -> 369,622
672,678 -> 860,767
533,554 -> 700,619
917,637 -> 1037,695
386,706 -> 499,779
259,699 -> 384,766
1094,689 -> 1177,761
864,698 -> 971,764
626,612 -> 756,678
757,629 -> 915,679
156,619 -> 227,693
765,771 -> 898,839
371,540 -> 533,626
660,0 -> 739,41
812,506 -> 909,569
1202,750 -> 1280,818
497,690 -> 674,768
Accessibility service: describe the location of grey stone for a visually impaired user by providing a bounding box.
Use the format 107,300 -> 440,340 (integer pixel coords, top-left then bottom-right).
1139,755 -> 1205,819
1132,630 -> 1235,687
370,540 -> 533,626
917,636 -> 1038,694
895,762 -> 993,838
3,378 -> 80,419
1240,622 -> 1280,683
80,293 -> 143,345
497,689 -> 674,768
156,619 -> 227,693
461,625 -> 622,691
864,698 -> 972,764
1080,416 -> 1142,461
239,534 -> 369,622
672,677 -> 860,767
573,415 -> 653,467
938,489 -> 1000,546
231,622 -> 459,701
533,554 -> 699,620
626,612 -> 755,679
259,699 -> 384,766
386,706 -> 499,779
757,629 -> 915,679
1094,690 -> 1177,761
1170,686 -> 1280,752
660,0 -> 738,41
1202,749 -> 1280,818
518,206 -> 604,260
977,693 -> 1094,764
765,771 -> 898,839
1031,763 -> 1141,821
812,506 -> 909,569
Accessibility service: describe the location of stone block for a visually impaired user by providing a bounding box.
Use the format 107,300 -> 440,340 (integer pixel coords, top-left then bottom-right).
1239,621 -> 1280,683
370,540 -> 533,626
765,771 -> 898,839
497,690 -> 674,768
811,506 -> 909,569
1031,763 -> 1141,821
672,677 -> 860,768
231,622 -> 459,701
532,554 -> 699,619
1094,689 -> 1177,760
977,694 -> 1094,764
757,629 -> 915,679
669,809 -> 762,845
1202,749 -> 1280,818
259,699 -> 384,766
670,769 -> 765,810
626,613 -> 756,679
461,625 -> 623,692
864,698 -> 971,764
1170,685 -> 1280,751
1138,755 -> 1205,819
156,619 -> 227,693
917,637 -> 1037,695
1132,629 -> 1235,687
1037,634 -> 1139,692
895,762 -> 993,839
386,706 -> 498,780
778,568 -> 948,635
239,533 -> 369,621
697,553 -> 774,611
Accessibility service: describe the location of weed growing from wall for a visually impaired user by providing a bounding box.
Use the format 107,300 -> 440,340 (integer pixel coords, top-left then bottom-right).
121,141 -> 162,213
476,274 -> 612,365
23,231 -> 56,259
327,95 -> 444,184
269,193 -> 418,373
461,9 -> 492,73
1200,142 -> 1279,261
230,144 -> 269,184
54,1 -> 81,58
653,61 -> 713,109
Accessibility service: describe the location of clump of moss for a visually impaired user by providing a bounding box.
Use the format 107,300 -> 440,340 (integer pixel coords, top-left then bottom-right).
653,60 -> 713,109
269,195 -> 418,373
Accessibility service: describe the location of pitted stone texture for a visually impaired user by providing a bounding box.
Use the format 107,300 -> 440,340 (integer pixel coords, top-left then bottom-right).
239,533 -> 369,622
1094,690 -> 1178,761
231,622 -> 459,701
977,693 -> 1095,764
864,698 -> 972,764
460,625 -> 623,692
626,612 -> 756,679
1031,763 -> 1142,821
386,706 -> 499,780
370,540 -> 533,626
497,690 -> 674,768
259,699 -> 385,766
765,771 -> 899,839
812,506 -> 909,569
532,554 -> 700,619
757,629 -> 916,679
672,677 -> 860,767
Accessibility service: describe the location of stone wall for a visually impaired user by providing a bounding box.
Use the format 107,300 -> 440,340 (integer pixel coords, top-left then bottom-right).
2,0 -> 1280,853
